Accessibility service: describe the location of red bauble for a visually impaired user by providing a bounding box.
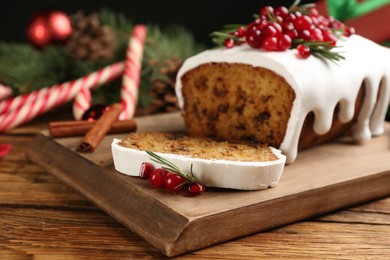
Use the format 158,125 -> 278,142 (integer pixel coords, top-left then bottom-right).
26,10 -> 72,48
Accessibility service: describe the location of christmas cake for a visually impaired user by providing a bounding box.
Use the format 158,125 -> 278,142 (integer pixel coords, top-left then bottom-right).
176,32 -> 390,164
111,132 -> 286,190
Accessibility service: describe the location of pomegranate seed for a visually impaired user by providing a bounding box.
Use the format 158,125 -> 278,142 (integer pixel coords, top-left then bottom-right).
246,29 -> 264,49
277,34 -> 292,51
149,168 -> 169,188
296,44 -> 311,59
164,173 -> 186,192
139,162 -> 155,180
294,15 -> 313,30
262,36 -> 278,51
224,38 -> 235,48
274,6 -> 289,18
260,6 -> 274,17
188,183 -> 205,196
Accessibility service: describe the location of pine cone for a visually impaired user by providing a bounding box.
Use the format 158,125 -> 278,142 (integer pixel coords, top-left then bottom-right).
66,12 -> 116,62
136,58 -> 182,116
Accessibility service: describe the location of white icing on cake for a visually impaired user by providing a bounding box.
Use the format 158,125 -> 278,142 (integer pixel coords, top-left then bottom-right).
111,139 -> 286,190
175,35 -> 390,163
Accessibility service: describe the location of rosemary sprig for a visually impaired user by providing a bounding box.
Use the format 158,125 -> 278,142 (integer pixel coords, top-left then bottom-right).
146,151 -> 199,183
210,24 -> 246,47
292,39 -> 345,63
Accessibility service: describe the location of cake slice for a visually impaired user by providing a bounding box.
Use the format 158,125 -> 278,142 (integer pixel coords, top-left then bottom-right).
111,132 -> 286,190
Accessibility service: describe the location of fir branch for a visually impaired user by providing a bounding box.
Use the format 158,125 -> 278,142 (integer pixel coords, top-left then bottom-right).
146,151 -> 199,183
210,24 -> 246,47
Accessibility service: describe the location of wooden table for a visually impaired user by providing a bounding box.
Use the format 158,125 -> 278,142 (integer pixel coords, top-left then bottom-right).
1,112 -> 389,259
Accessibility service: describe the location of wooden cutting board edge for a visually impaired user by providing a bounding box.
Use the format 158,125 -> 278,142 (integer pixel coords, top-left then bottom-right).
26,133 -> 390,257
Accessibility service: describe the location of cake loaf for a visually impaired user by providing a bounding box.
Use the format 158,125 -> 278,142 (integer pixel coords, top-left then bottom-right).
175,35 -> 390,163
112,132 -> 286,190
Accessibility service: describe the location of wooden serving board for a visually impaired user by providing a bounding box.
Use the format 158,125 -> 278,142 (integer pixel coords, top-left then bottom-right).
26,112 -> 390,257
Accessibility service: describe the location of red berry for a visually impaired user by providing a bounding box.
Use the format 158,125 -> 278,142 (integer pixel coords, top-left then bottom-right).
139,162 -> 155,180
224,38 -> 235,48
149,168 -> 169,188
263,24 -> 278,37
285,29 -> 298,40
277,34 -> 292,51
260,6 -> 274,17
308,7 -> 319,17
262,36 -> 278,51
235,26 -> 247,37
285,13 -> 297,23
164,173 -> 186,192
310,28 -> 323,42
298,29 -> 311,41
296,44 -> 311,59
322,29 -> 337,46
344,26 -> 356,37
246,29 -> 264,48
274,6 -> 289,18
188,183 -> 205,196
282,21 -> 295,32
294,15 -> 313,30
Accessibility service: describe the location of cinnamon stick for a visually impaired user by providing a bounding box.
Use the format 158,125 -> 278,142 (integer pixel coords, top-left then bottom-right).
79,103 -> 124,153
49,120 -> 137,138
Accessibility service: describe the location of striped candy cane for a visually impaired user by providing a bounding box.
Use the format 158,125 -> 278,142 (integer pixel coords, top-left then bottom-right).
72,86 -> 92,120
120,24 -> 147,120
0,62 -> 124,132
0,84 -> 13,102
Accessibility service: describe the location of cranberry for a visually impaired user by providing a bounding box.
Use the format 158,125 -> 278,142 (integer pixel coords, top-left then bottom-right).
260,6 -> 274,17
164,173 -> 187,192
224,38 -> 235,48
139,162 -> 155,180
262,36 -> 278,51
294,15 -> 313,30
188,183 -> 205,196
277,34 -> 292,51
263,24 -> 278,37
274,6 -> 289,18
310,28 -> 323,42
308,7 -> 319,17
235,26 -> 247,37
282,21 -> 295,32
322,29 -> 337,46
285,13 -> 297,23
246,29 -> 264,48
296,44 -> 311,59
149,168 -> 169,188
285,29 -> 298,40
298,29 -> 311,41
344,26 -> 356,37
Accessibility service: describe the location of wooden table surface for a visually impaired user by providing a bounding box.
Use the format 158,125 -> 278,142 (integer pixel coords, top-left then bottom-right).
1,112 -> 389,259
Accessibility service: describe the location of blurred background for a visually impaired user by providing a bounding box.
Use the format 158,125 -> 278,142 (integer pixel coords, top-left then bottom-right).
0,0 -> 315,46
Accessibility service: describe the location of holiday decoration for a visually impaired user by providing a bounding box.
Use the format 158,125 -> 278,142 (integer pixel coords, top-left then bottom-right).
26,11 -> 72,48
120,24 -> 147,120
0,84 -> 13,102
0,9 -> 204,132
66,12 -> 116,62
0,143 -> 11,159
211,1 -> 355,62
73,86 -> 92,120
0,62 -> 124,132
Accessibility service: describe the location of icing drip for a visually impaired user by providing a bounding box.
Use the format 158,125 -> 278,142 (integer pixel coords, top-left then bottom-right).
175,35 -> 390,163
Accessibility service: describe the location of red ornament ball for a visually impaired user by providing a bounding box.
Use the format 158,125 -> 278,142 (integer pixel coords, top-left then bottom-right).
26,10 -> 72,48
